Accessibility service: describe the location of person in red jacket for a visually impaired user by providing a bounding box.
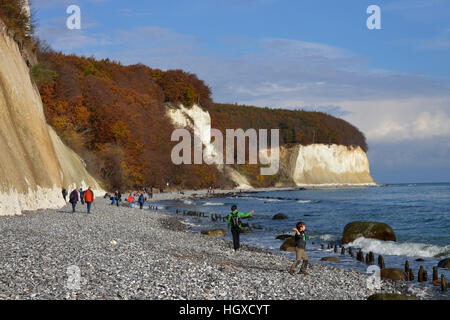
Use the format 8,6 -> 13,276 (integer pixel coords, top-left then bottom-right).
83,186 -> 95,214
128,194 -> 134,207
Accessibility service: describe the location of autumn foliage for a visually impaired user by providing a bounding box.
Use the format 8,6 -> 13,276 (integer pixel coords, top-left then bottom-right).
35,49 -> 219,190
0,0 -> 33,41
34,47 -> 367,191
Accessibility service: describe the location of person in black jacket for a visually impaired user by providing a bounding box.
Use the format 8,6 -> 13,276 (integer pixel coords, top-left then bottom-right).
138,193 -> 145,209
69,189 -> 79,213
114,191 -> 122,207
62,188 -> 68,202
289,221 -> 308,275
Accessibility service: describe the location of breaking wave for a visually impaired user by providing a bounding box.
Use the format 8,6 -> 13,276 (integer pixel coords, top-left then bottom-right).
346,237 -> 450,258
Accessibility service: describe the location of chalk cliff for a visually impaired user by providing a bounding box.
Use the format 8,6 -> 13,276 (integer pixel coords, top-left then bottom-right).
167,104 -> 375,188
279,144 -> 375,186
0,17 -> 103,215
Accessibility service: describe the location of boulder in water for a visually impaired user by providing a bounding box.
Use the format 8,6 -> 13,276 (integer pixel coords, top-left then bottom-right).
280,237 -> 296,252
320,257 -> 339,262
438,258 -> 450,269
380,268 -> 408,281
201,229 -> 226,237
342,221 -> 396,244
273,213 -> 288,220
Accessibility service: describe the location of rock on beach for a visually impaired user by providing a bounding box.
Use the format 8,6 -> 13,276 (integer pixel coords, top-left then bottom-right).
201,229 -> 226,237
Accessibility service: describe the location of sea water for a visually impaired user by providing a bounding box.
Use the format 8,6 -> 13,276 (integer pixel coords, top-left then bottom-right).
150,183 -> 450,299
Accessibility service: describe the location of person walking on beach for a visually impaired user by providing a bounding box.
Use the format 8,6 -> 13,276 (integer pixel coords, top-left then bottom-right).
289,222 -> 309,276
62,188 -> 68,202
138,193 -> 145,209
128,194 -> 134,208
115,191 -> 122,207
83,186 -> 95,214
227,205 -> 254,251
79,188 -> 85,205
69,188 -> 79,213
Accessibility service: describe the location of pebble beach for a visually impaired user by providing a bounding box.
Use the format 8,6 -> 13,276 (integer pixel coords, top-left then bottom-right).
0,196 -> 412,300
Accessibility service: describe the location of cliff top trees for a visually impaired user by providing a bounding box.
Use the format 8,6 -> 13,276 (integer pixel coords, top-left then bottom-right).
0,0 -> 33,40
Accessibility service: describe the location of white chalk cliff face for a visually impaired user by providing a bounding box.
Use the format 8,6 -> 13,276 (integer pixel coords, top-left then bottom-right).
280,144 -> 375,186
0,18 -> 103,216
167,104 -> 253,189
167,104 -> 375,188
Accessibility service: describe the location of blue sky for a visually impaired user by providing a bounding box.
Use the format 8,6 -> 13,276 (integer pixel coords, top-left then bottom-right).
32,0 -> 450,183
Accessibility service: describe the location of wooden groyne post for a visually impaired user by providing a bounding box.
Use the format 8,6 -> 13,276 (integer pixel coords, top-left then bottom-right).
378,255 -> 385,269
442,275 -> 447,293
408,268 -> 414,281
418,266 -> 424,282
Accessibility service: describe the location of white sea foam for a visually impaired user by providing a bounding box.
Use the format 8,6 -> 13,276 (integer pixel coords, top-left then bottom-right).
297,200 -> 312,204
183,200 -> 194,205
263,198 -> 283,202
347,237 -> 450,258
203,202 -> 225,206
179,220 -> 199,227
319,234 -> 338,241
306,233 -> 338,242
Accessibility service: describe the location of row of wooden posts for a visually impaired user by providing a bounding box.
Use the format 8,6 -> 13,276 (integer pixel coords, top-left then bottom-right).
175,210 -> 228,222
322,243 -> 447,293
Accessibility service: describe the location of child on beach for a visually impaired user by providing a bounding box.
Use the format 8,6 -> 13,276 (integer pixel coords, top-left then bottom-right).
227,205 -> 254,251
289,222 -> 308,275
79,188 -> 85,205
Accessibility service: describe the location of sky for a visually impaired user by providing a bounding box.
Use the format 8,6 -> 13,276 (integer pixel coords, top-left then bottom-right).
31,0 -> 450,184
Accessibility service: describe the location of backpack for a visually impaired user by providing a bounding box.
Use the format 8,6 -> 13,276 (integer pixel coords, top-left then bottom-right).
230,213 -> 241,229
69,192 -> 75,202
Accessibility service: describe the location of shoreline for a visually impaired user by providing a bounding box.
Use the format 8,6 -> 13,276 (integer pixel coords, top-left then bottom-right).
147,183 -> 381,202
0,197 -> 412,300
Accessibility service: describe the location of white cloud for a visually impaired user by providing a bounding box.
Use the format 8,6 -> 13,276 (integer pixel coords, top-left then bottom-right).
37,24 -> 111,51
340,97 -> 450,142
